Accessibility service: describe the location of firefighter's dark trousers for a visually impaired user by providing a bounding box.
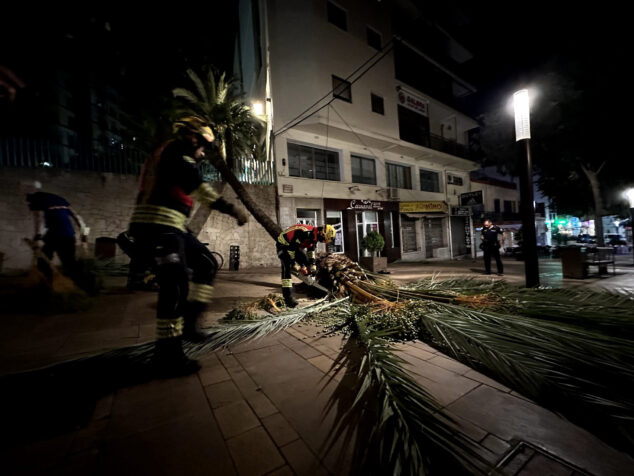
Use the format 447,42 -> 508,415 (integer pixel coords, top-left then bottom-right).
130,224 -> 218,348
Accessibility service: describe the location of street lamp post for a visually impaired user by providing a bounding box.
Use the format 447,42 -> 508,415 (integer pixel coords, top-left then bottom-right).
514,89 -> 540,287
624,188 -> 634,265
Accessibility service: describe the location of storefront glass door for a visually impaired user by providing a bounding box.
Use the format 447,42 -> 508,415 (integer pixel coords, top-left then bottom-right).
326,210 -> 344,253
356,211 -> 379,257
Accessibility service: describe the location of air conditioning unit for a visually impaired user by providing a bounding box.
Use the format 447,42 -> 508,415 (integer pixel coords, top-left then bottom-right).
388,188 -> 400,200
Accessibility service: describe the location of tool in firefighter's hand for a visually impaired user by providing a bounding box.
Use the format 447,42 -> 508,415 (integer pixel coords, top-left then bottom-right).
291,269 -> 329,293
299,265 -> 309,276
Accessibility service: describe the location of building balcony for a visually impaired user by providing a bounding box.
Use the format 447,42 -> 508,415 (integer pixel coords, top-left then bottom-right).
429,133 -> 468,159
483,211 -> 521,222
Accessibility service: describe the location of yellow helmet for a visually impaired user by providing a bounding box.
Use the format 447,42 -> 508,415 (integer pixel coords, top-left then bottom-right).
173,116 -> 215,143
322,224 -> 336,243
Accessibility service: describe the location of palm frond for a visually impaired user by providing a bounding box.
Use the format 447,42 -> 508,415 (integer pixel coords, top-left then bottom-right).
322,307 -> 489,475
417,301 -> 634,452
185,298 -> 348,356
186,69 -> 208,106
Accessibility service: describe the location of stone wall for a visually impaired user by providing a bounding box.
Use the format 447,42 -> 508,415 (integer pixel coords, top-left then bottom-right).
0,168 -> 279,270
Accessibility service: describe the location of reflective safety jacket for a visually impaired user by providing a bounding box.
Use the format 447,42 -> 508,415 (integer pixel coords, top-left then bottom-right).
277,224 -> 319,262
130,140 -> 219,232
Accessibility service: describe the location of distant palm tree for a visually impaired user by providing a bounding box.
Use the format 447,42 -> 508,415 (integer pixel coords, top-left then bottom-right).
173,69 -> 281,239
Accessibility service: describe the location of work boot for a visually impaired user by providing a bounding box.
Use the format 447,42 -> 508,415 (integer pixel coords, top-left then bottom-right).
282,287 -> 298,308
153,338 -> 201,378
183,302 -> 208,343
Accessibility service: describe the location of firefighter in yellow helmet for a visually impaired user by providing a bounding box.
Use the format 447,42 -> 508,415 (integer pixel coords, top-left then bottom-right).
276,224 -> 335,307
124,116 -> 248,377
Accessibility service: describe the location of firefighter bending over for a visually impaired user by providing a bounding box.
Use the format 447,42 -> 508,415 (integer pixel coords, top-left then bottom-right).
127,117 -> 248,377
276,224 -> 335,307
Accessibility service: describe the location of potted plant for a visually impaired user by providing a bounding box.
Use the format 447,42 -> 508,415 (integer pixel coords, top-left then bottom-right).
359,231 -> 388,272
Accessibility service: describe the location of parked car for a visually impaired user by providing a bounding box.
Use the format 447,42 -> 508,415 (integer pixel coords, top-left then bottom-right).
576,234 -> 596,244
605,234 -> 627,246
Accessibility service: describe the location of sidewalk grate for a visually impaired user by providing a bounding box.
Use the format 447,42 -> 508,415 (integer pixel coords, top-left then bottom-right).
492,441 -> 592,476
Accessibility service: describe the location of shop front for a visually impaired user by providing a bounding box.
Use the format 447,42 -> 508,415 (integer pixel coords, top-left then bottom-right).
323,198 -> 401,262
399,201 -> 450,260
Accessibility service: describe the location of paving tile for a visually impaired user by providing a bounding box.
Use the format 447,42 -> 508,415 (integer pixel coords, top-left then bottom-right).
70,418 -> 109,454
481,434 -> 511,456
447,385 -> 634,476
307,355 -> 336,375
52,448 -> 100,476
406,339 -> 438,354
278,332 -> 323,359
91,393 -> 114,421
214,400 -> 261,439
226,426 -> 285,476
217,351 -> 244,373
205,380 -> 243,409
262,412 -> 300,447
229,334 -> 282,355
518,453 -> 576,475
280,439 -> 329,476
106,375 -> 211,440
235,344 -> 353,474
98,414 -> 235,476
427,354 -> 472,375
444,410 -> 488,443
265,466 -> 294,476
400,353 -> 481,407
2,431 -> 74,475
246,392 -> 279,419
400,343 -> 435,361
464,369 -> 511,393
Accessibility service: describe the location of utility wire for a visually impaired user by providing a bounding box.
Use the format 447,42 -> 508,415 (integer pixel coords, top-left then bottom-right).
273,39 -> 397,138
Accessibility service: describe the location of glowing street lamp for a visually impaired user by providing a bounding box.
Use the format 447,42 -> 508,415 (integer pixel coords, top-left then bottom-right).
514,89 -> 539,287
624,188 -> 634,264
251,101 -> 264,116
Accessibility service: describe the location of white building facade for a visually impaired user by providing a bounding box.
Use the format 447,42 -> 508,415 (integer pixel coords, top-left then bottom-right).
236,0 -> 481,261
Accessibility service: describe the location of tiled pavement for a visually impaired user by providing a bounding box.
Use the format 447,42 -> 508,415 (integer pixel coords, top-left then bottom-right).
2,258 -> 634,475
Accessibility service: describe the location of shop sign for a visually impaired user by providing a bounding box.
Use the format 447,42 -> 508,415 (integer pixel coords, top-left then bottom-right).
451,206 -> 471,216
459,190 -> 483,206
348,199 -> 384,210
399,201 -> 448,213
397,89 -> 429,116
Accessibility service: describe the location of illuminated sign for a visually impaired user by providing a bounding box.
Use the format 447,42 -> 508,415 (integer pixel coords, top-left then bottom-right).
397,89 -> 429,116
399,201 -> 448,213
348,200 -> 384,210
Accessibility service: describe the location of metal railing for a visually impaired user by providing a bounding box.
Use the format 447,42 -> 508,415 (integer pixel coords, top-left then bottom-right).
429,133 -> 469,159
1,136 -> 275,185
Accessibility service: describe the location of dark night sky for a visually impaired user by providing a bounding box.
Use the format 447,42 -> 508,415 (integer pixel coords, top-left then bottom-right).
2,2 -> 626,125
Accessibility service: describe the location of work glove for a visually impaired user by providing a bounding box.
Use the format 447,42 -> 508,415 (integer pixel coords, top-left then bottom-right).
235,207 -> 248,227
309,264 -> 317,275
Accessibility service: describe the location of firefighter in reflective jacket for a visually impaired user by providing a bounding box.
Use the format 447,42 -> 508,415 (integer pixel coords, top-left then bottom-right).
127,117 -> 248,377
277,224 -> 335,307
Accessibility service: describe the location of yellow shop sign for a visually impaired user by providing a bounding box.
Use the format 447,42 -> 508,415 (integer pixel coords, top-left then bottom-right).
399,201 -> 448,213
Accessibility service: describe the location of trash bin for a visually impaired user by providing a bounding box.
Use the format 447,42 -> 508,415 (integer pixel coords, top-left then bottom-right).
229,245 -> 240,271
559,246 -> 586,279
95,237 -> 118,259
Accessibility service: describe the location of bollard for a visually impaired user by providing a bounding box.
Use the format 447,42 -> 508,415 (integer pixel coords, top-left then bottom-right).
229,245 -> 240,271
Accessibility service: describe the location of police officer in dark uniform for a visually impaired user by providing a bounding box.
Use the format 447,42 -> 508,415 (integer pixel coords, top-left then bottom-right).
127,117 -> 248,377
481,219 -> 504,275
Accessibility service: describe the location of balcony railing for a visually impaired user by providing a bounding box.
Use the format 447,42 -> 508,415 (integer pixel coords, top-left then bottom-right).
429,133 -> 469,159
483,211 -> 522,222
0,136 -> 275,185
